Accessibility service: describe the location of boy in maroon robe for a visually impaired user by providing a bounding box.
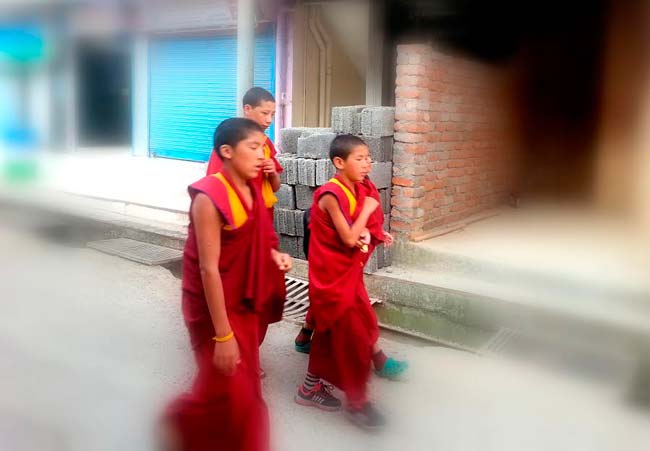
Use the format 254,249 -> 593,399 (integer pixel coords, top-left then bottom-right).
162,118 -> 292,451
293,167 -> 408,381
294,135 -> 391,429
206,87 -> 283,353
206,87 -> 281,213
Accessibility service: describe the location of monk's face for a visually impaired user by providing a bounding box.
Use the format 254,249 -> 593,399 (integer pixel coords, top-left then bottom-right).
221,130 -> 266,180
339,144 -> 372,183
244,101 -> 276,131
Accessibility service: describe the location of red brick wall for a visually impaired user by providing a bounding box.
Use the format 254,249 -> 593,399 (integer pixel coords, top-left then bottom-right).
391,44 -> 517,240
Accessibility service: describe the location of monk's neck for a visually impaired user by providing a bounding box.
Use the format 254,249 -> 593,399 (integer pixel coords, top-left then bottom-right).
335,173 -> 356,196
222,166 -> 249,192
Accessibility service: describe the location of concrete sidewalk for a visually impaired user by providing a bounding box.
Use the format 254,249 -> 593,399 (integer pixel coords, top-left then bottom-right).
1,223 -> 650,451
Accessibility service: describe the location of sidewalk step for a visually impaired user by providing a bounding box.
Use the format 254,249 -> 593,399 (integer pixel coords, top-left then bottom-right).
87,238 -> 182,266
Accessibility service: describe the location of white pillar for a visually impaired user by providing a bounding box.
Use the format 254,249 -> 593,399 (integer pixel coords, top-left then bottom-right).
132,35 -> 149,156
237,0 -> 256,116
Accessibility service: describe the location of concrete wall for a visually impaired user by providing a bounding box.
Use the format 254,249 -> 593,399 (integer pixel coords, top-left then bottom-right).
391,44 -> 517,240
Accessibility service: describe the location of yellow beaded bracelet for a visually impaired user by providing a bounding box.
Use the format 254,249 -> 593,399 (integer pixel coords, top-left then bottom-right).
213,331 -> 234,343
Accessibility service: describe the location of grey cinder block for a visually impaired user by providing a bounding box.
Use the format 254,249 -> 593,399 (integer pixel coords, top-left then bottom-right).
296,184 -> 317,210
275,209 -> 297,236
277,155 -> 297,185
380,187 -> 391,214
297,133 -> 337,160
316,159 -> 336,186
279,127 -> 332,155
332,105 -> 365,134
294,210 -> 305,237
361,107 -> 395,137
297,158 -> 317,187
363,136 -> 394,162
370,162 -> 392,189
279,234 -> 299,257
364,252 -> 379,274
276,184 -> 296,210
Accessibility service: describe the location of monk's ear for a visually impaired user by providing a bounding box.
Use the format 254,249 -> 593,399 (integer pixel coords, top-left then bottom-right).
219,144 -> 234,160
243,104 -> 253,116
332,156 -> 345,170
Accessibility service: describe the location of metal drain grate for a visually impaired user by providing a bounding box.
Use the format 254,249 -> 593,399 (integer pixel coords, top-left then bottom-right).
87,238 -> 182,266
282,276 -> 382,323
480,327 -> 517,354
283,276 -> 310,323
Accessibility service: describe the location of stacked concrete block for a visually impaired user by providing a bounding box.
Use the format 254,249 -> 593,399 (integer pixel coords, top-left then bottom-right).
279,235 -> 306,260
361,107 -> 395,137
274,208 -> 296,236
380,187 -> 392,214
274,209 -> 305,237
274,105 -> 395,267
279,127 -> 332,154
296,185 -> 317,210
297,158 -> 317,186
276,184 -> 296,210
365,136 -> 394,163
364,244 -> 393,275
297,133 -> 337,159
316,159 -> 337,186
277,155 -> 298,185
370,162 -> 392,189
332,105 -> 365,134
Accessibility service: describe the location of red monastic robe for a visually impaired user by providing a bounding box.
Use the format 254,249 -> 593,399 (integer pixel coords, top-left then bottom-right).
207,137 -> 284,344
166,170 -> 285,451
306,175 -> 384,408
206,136 -> 283,212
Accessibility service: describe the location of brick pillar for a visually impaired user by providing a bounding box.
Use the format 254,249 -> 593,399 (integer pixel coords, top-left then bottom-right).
391,43 -> 516,240
391,44 -> 432,238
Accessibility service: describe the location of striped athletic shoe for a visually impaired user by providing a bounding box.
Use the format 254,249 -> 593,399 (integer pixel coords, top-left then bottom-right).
294,382 -> 342,411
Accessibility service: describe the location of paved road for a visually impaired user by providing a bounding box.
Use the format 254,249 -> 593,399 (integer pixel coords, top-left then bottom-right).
1,224 -> 649,451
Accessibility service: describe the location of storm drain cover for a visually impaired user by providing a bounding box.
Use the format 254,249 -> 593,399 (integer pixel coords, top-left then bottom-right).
283,276 -> 310,323
87,238 -> 182,266
282,276 -> 381,323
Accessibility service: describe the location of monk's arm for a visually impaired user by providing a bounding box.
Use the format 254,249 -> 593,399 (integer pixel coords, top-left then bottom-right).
269,173 -> 281,192
192,194 -> 231,337
319,194 -> 379,248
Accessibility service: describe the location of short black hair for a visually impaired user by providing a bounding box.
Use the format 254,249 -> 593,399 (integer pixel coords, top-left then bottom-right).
329,134 -> 368,161
242,87 -> 275,108
213,118 -> 264,160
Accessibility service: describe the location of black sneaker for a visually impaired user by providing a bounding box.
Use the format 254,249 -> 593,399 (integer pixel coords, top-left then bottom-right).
345,403 -> 386,430
294,382 -> 342,412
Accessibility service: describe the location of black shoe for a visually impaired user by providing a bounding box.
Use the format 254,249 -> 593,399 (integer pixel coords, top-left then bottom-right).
294,382 -> 342,412
345,403 -> 386,430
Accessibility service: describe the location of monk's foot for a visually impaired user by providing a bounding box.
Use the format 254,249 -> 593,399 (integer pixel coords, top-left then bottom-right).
374,357 -> 409,380
345,402 -> 386,430
294,327 -> 313,354
294,382 -> 341,411
260,368 -> 266,379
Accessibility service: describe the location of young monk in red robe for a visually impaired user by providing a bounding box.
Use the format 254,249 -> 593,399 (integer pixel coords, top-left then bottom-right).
162,118 -> 292,451
293,162 -> 408,381
206,87 -> 283,355
206,87 -> 281,214
294,135 -> 391,429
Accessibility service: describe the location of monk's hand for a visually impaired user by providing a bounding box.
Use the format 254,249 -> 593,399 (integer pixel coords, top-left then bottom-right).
262,159 -> 277,175
213,336 -> 241,376
271,249 -> 292,272
383,231 -> 394,247
356,229 -> 371,248
362,197 -> 380,214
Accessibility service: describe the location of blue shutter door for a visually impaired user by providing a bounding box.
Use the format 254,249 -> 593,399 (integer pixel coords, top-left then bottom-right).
149,31 -> 276,162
